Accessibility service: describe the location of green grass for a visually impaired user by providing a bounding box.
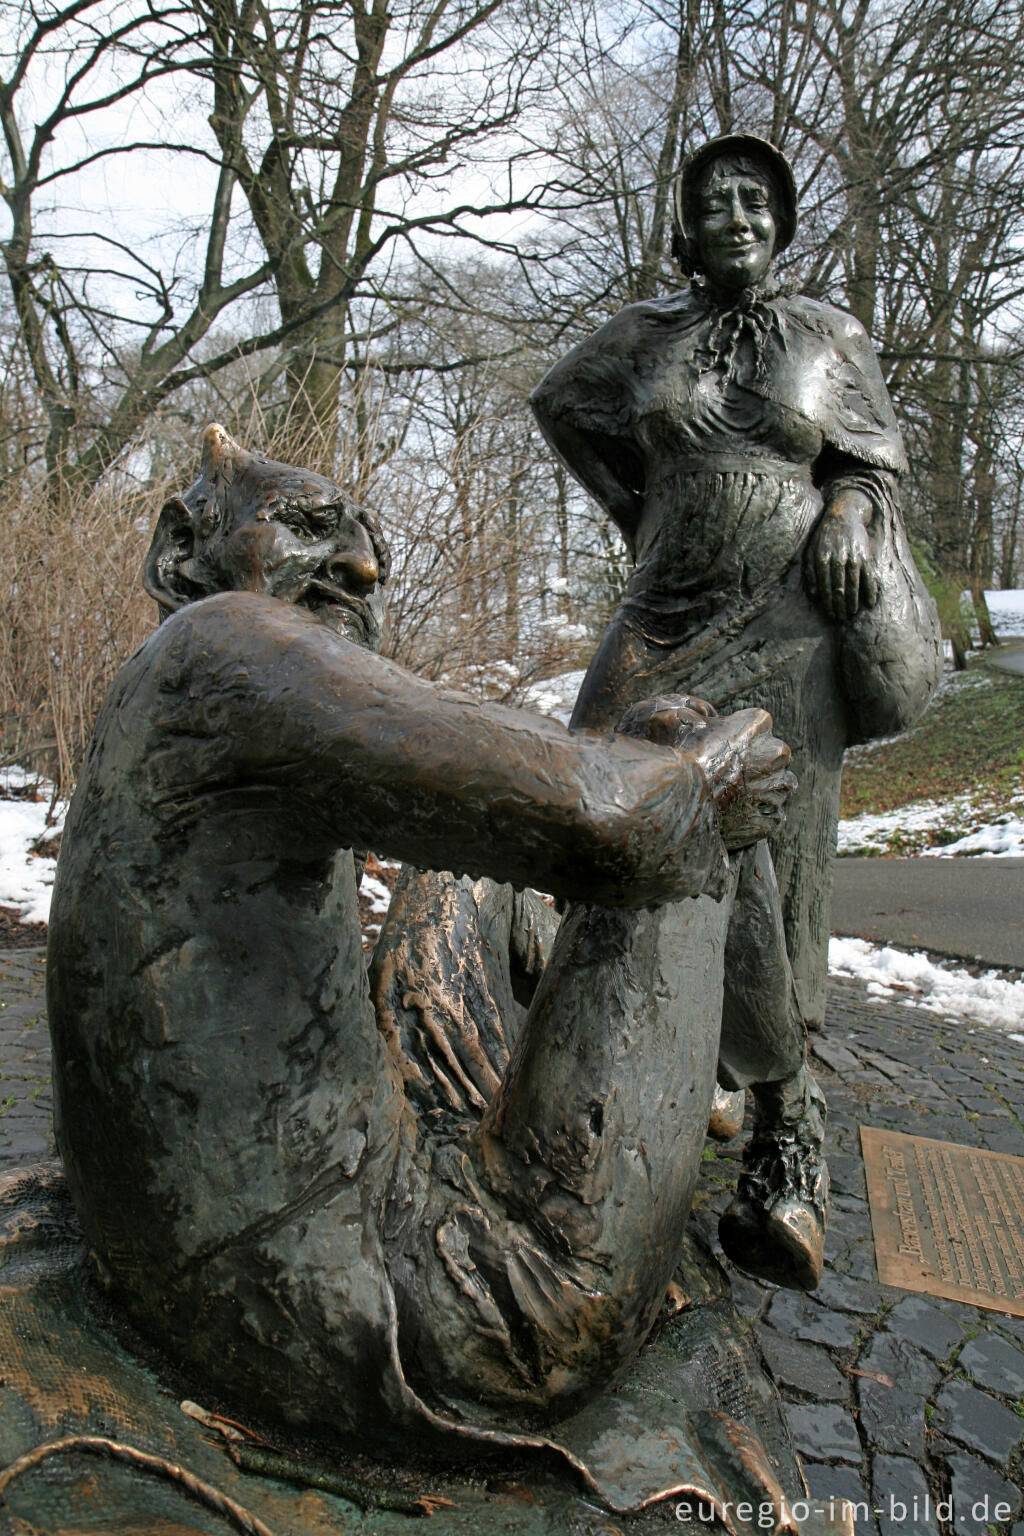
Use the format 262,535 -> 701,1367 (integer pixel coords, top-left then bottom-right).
839,658 -> 1024,846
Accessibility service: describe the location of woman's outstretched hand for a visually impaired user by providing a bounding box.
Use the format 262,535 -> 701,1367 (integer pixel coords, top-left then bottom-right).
617,695 -> 796,851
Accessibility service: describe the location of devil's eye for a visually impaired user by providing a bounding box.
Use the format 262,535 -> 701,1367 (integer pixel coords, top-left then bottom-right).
279,506 -> 337,541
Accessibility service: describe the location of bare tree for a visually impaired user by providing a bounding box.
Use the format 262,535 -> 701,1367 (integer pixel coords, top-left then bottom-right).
523,0 -> 1024,662
1,0 -> 575,483
343,259 -> 597,690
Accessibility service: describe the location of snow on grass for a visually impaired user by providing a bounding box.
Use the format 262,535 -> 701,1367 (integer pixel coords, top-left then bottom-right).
829,936 -> 1024,1031
840,671 -> 1024,856
920,815 -> 1024,857
0,769 -> 66,924
836,784 -> 1024,859
837,793 -> 972,855
984,589 -> 1024,640
838,795 -> 1024,858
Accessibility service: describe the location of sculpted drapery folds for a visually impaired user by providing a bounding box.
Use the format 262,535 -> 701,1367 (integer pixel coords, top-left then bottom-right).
531,134 -> 941,1290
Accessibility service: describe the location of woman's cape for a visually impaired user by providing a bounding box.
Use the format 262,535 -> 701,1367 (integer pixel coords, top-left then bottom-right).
530,288 -> 907,496
531,290 -> 939,746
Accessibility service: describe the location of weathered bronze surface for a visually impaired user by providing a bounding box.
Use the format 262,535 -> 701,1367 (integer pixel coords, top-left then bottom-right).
531,133 -> 942,1290
45,424 -> 855,1526
0,1164 -> 841,1533
862,1126 -> 1024,1315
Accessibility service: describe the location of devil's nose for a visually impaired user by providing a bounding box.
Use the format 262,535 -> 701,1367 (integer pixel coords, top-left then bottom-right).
326,548 -> 379,593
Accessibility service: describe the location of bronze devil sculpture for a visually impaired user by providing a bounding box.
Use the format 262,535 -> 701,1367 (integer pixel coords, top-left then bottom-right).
47,421 -> 817,1520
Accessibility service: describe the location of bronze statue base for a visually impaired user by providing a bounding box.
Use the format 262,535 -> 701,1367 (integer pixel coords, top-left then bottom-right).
0,1163 -> 851,1536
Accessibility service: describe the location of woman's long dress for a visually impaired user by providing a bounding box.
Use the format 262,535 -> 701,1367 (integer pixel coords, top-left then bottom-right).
532,284 -> 941,1032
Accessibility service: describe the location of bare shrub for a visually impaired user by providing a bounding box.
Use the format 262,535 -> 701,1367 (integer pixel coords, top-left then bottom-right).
1,383 -> 594,799
1,480 -> 157,797
379,449 -> 591,703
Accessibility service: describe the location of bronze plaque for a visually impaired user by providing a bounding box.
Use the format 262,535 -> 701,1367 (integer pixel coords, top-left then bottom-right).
861,1126 -> 1024,1316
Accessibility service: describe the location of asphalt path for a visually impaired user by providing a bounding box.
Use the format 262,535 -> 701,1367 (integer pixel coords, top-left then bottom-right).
990,639 -> 1024,675
830,855 -> 1024,969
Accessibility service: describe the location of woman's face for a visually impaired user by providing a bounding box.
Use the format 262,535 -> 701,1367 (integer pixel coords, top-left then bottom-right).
693,161 -> 777,291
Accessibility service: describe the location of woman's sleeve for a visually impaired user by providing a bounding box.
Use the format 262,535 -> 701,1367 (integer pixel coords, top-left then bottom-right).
815,445 -> 897,515
530,319 -> 647,555
816,450 -> 942,745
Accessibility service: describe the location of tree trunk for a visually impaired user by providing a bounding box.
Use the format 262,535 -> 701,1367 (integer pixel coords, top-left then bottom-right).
999,478 -> 1022,589
969,407 -> 998,647
948,625 -> 969,671
835,12 -> 880,333
633,0 -> 699,301
555,463 -> 570,600
505,474 -> 521,656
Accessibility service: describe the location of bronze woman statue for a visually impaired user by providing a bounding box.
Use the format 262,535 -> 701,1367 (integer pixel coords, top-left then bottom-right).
532,135 -> 941,1287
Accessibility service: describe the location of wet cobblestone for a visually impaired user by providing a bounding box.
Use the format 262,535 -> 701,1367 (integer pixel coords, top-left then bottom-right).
0,946 -> 53,1164
695,974 -> 1024,1534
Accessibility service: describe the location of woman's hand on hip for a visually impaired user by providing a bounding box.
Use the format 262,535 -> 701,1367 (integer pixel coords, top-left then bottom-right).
807,487 -> 879,621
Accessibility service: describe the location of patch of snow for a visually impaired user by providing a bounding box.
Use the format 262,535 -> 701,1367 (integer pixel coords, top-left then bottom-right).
919,815 -> 1024,858
1,766 -> 48,796
539,615 -> 590,642
360,874 -> 393,918
933,667 -> 993,696
521,669 -> 586,726
984,589 -> 1024,640
829,936 -> 1024,1032
837,793 -> 976,855
962,589 -> 1024,641
438,659 -> 522,696
0,772 -> 67,925
839,798 -> 1024,858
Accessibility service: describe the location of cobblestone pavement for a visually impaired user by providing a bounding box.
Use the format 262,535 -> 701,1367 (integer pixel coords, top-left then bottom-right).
697,978 -> 1024,1536
0,947 -> 53,1164
3,948 -> 1024,1533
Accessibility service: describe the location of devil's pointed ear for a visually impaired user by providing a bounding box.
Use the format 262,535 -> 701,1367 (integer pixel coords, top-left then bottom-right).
143,496 -> 201,619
